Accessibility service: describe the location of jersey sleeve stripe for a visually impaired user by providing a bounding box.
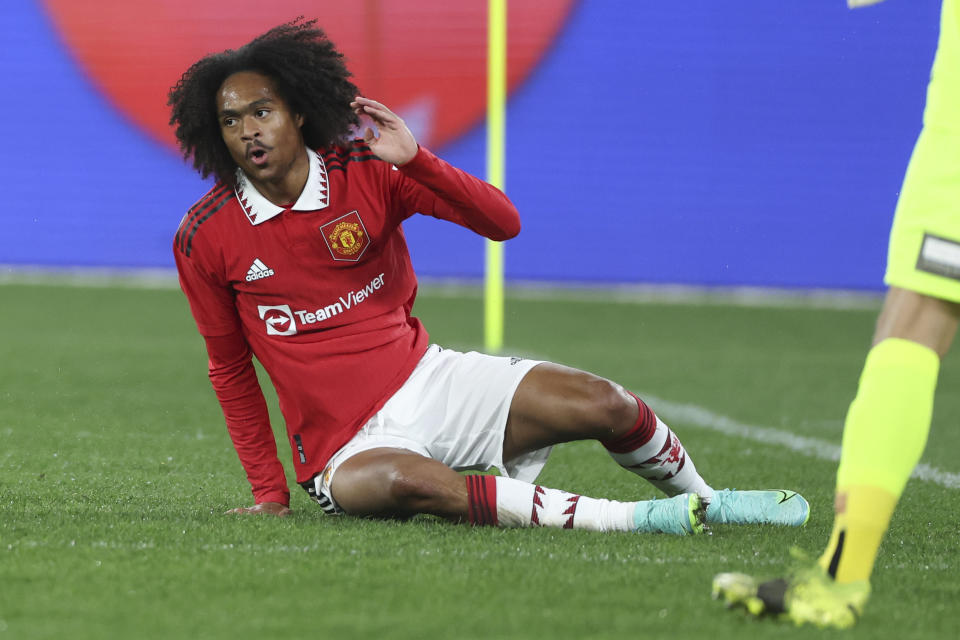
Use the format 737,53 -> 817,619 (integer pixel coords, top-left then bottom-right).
183,194 -> 233,257
324,153 -> 379,174
176,184 -> 228,244
177,185 -> 230,246
326,158 -> 379,173
176,185 -> 230,252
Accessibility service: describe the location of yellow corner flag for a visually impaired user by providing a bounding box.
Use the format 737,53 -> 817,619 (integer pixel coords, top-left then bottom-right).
485,0 -> 507,352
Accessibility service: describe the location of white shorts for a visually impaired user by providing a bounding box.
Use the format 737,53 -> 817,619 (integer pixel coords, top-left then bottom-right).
311,344 -> 548,514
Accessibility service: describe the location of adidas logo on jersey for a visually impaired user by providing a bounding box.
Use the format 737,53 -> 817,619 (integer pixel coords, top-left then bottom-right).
246,258 -> 275,282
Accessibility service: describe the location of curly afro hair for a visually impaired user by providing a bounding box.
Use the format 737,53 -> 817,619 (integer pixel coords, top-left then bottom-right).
168,18 -> 360,185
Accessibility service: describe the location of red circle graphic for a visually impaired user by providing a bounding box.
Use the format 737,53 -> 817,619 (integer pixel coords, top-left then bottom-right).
41,0 -> 576,150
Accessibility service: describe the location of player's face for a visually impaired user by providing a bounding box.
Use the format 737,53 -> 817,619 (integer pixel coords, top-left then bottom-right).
217,71 -> 306,188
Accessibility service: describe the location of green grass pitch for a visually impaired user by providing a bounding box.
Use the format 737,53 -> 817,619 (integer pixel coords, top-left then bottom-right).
1,282 -> 958,639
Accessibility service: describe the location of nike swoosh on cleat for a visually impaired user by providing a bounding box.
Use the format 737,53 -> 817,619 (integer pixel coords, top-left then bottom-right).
777,490 -> 797,504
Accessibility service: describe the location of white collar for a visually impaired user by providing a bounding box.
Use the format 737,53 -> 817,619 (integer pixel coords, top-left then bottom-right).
234,148 -> 330,225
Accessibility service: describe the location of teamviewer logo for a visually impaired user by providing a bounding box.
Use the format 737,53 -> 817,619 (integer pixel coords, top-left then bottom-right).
258,304 -> 297,336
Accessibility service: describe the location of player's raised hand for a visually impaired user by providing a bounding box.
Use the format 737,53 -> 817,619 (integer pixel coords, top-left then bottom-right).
224,502 -> 291,517
350,96 -> 419,166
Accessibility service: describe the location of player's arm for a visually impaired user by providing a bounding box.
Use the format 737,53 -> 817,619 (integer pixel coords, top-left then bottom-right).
204,330 -> 291,513
351,96 -> 521,240
174,236 -> 290,514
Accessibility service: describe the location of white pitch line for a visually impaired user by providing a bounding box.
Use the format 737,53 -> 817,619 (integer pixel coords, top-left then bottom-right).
644,394 -> 960,490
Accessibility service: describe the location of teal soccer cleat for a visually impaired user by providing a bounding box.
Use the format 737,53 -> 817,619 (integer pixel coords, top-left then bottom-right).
705,489 -> 809,527
633,493 -> 706,535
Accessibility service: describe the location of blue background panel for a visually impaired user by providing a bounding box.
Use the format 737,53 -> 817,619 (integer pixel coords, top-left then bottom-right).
0,1 -> 942,290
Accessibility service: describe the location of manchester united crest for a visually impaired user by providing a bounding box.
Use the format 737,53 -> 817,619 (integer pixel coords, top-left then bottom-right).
320,211 -> 371,262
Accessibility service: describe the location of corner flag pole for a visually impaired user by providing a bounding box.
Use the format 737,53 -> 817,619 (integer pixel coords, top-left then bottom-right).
485,0 -> 507,352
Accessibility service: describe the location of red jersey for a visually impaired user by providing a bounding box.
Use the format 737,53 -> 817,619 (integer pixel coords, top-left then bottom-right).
174,142 -> 520,505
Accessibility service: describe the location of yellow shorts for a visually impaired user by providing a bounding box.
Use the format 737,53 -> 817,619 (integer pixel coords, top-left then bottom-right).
885,0 -> 960,302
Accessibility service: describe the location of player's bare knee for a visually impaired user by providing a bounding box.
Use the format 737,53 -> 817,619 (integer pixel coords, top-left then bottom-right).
579,377 -> 635,438
386,467 -> 448,512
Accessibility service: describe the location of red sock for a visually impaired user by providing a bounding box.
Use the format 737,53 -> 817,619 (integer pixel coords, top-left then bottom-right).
465,474 -> 498,526
601,392 -> 657,453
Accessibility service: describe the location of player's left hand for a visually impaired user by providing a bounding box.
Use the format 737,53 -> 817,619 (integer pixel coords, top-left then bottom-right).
350,96 -> 419,166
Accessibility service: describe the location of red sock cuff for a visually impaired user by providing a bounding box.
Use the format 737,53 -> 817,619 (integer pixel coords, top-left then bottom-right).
601,392 -> 657,453
465,475 -> 498,526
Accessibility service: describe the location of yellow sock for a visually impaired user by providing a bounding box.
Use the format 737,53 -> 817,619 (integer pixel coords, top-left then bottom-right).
819,486 -> 897,583
817,338 -> 940,584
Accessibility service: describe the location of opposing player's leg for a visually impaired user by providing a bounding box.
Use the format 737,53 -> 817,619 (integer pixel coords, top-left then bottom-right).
713,290 -> 955,627
505,363 -> 809,526
329,447 -> 704,534
819,288 -> 959,583
714,0 -> 960,617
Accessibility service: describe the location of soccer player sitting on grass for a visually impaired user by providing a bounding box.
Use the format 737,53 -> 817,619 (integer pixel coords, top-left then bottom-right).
712,0 -> 959,627
169,19 -> 808,534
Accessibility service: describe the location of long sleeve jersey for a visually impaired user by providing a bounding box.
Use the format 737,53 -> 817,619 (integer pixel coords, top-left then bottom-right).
174,142 -> 520,504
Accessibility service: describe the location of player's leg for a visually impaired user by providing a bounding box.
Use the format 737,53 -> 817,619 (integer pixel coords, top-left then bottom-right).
818,287 -> 959,584
328,447 -> 703,534
817,0 -> 960,589
714,290 -> 957,627
715,2 -> 960,623
505,363 -> 809,526
504,362 -> 711,497
328,447 -> 469,519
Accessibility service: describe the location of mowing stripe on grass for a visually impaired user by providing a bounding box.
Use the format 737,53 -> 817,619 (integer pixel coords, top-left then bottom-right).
645,394 -> 960,490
